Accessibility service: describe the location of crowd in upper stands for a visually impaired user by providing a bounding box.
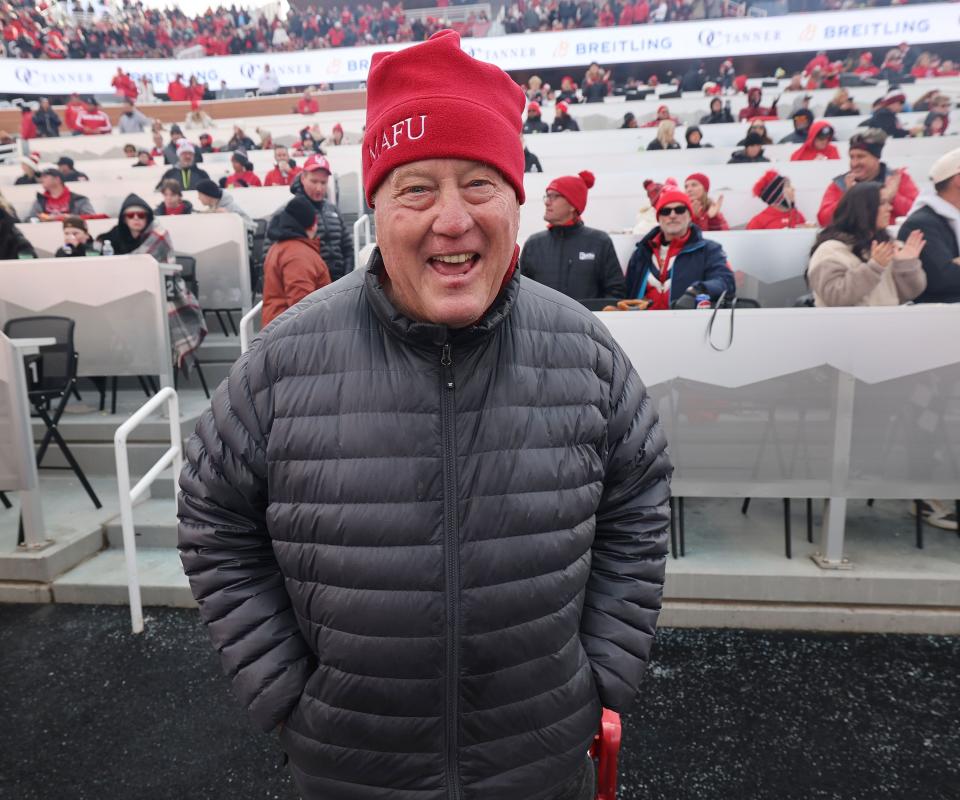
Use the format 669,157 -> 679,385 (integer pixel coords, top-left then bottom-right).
0,0 -> 941,60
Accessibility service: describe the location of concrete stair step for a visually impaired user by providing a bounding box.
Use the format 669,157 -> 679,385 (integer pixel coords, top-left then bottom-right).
39,440 -> 184,478
196,333 -> 242,362
104,498 -> 180,549
52,547 -> 195,608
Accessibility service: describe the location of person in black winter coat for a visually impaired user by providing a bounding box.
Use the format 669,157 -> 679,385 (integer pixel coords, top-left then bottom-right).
700,97 -> 734,124
32,98 -> 61,137
522,101 -> 549,134
264,154 -> 353,280
520,170 -> 625,301
779,109 -> 814,144
728,132 -> 771,163
0,208 -> 36,260
685,126 -> 712,149
157,142 -> 210,191
897,150 -> 960,303
550,102 -> 580,132
178,33 -> 670,800
523,141 -> 543,173
54,216 -> 98,257
860,92 -> 909,139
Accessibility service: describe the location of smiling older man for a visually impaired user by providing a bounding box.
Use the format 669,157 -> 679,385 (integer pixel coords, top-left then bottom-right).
178,30 -> 671,800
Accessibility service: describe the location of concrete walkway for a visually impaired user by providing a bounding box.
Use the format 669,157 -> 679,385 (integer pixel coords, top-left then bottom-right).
1,604 -> 957,799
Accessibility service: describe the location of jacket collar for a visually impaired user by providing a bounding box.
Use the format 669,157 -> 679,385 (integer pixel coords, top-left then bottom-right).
640,222 -> 704,251
363,247 -> 520,350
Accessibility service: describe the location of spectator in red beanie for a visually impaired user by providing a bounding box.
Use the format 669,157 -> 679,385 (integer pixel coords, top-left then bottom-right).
522,101 -> 548,134
747,171 -> 807,230
519,169 -> 625,300
550,102 -> 580,132
684,172 -> 728,232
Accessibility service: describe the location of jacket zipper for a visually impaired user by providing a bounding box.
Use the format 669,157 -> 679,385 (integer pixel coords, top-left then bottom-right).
439,342 -> 462,800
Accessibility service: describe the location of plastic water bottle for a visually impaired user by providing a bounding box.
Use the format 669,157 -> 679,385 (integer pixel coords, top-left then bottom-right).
102,240 -> 114,256
695,293 -> 711,309
62,243 -> 73,256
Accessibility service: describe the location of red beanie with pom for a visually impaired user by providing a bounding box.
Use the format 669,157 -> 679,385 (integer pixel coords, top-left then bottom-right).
753,170 -> 787,205
362,30 -> 526,206
655,188 -> 693,216
685,172 -> 710,194
547,170 -> 595,214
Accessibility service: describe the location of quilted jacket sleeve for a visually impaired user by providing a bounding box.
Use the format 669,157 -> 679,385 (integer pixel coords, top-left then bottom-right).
177,343 -> 314,732
581,342 -> 672,712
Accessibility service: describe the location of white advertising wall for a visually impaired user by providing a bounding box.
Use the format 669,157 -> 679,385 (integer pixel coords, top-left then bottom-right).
1,3 -> 958,95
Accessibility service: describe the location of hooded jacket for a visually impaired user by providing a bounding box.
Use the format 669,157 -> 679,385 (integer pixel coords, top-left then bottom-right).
519,221 -> 626,301
97,194 -> 172,261
778,110 -> 815,145
261,208 -> 331,325
859,106 -> 909,139
265,174 -> 353,280
0,210 -> 36,260
897,199 -> 960,303
817,162 -> 918,226
727,149 -> 770,164
790,120 -> 841,162
625,223 -> 735,302
178,255 -> 671,800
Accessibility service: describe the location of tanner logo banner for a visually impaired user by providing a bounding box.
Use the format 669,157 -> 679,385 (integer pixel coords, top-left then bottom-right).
2,3 -> 957,96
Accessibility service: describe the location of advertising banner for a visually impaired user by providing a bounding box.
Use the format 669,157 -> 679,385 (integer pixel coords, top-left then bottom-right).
1,2 -> 957,96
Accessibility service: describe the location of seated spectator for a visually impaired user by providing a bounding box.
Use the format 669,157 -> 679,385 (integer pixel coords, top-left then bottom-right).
701,98 -> 734,125
16,156 -> 40,186
646,120 -> 680,151
264,146 -> 302,186
195,180 -> 256,231
738,87 -> 774,121
519,170 -> 625,302
523,137 -> 543,173
198,133 -> 216,154
155,180 -> 194,216
779,109 -> 814,144
32,98 -> 61,138
747,171 -> 806,230
133,149 -> 155,167
642,105 -> 676,129
185,104 -> 215,130
557,76 -> 580,105
150,133 -> 165,160
738,120 -> 772,145
912,90 -> 940,113
621,113 -> 638,129
685,173 -> 728,232
824,88 -> 860,117
860,91 -> 909,139
854,52 -> 880,78
158,142 -> 210,192
97,194 -> 173,262
225,152 -> 262,188
64,93 -> 85,135
163,126 -> 186,165
117,98 -> 151,134
57,157 -> 88,182
261,196 -> 331,326
76,98 -> 112,135
728,133 -> 770,164
328,124 -> 346,146
808,182 -> 925,307
27,168 -> 94,220
523,102 -> 549,134
227,126 -> 257,152
897,148 -> 960,304
685,126 -> 711,149
124,144 -> 137,158
0,207 -> 36,260
791,121 -> 840,162
297,87 -> 320,115
625,188 -> 735,306
55,216 -> 98,257
551,103 -> 580,133
817,129 -> 918,226
925,112 -> 949,137
582,62 -> 611,103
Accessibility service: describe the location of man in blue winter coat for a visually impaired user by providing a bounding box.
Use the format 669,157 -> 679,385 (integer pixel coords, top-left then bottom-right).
625,187 -> 735,308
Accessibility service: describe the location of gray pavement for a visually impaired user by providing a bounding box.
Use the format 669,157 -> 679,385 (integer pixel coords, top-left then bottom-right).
0,604 -> 957,799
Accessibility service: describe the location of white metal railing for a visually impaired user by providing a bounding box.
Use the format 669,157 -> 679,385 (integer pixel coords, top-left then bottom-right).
114,386 -> 182,634
240,300 -> 263,355
353,214 -> 371,271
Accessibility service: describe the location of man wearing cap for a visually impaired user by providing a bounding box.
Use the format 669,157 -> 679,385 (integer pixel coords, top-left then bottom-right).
179,29 -> 670,800
75,98 -> 112,135
56,156 -> 88,183
158,141 -> 210,191
519,170 -> 625,301
195,179 -> 256,231
551,102 -> 580,132
523,101 -> 549,134
860,91 -> 909,138
162,125 -> 205,165
790,120 -> 839,162
728,132 -> 770,164
26,168 -> 95,220
747,171 -> 806,230
778,108 -> 814,144
897,148 -> 960,303
117,97 -> 152,134
265,153 -> 353,280
625,187 -> 735,308
817,128 -> 918,226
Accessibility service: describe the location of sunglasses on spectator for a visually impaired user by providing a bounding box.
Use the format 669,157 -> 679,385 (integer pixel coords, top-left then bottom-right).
658,205 -> 688,217
124,211 -> 148,220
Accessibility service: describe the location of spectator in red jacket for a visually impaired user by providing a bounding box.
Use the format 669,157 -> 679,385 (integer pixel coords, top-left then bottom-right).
19,105 -> 37,140
167,74 -> 188,102
791,121 -> 840,162
738,87 -> 774,121
64,93 -> 85,135
641,104 -> 677,128
225,152 -> 262,188
264,145 -> 302,186
684,173 -> 729,232
817,129 -> 918,226
854,52 -> 879,78
76,99 -> 112,135
297,87 -> 320,115
747,171 -> 806,230
111,68 -> 138,101
804,51 -> 829,75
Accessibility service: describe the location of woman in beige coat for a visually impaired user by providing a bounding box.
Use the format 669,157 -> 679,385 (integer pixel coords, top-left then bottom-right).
808,181 -> 926,306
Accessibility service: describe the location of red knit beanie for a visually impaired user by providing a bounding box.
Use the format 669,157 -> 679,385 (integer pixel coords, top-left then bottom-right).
655,188 -> 693,216
547,170 -> 595,214
362,30 -> 526,206
685,172 -> 710,194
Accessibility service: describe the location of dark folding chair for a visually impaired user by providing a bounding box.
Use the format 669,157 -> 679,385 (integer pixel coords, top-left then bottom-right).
3,316 -> 101,510
171,254 -> 210,399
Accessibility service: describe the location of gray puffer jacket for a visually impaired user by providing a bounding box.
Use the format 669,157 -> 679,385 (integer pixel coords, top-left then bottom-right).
178,252 -> 671,800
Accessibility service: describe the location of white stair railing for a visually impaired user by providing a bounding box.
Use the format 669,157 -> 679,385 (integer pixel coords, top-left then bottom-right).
240,300 -> 263,355
114,386 -> 182,634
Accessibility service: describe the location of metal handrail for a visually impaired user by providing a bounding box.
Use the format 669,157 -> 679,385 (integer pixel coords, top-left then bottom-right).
240,300 -> 263,355
113,386 -> 182,634
353,214 -> 371,271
